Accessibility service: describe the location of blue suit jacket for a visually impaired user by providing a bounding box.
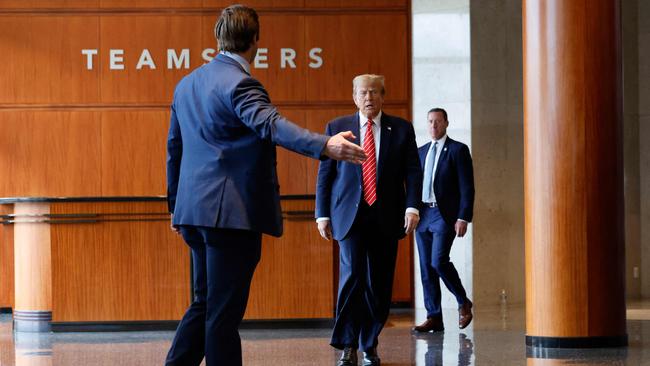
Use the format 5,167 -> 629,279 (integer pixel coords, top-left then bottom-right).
167,54 -> 328,237
315,113 -> 422,241
417,137 -> 475,228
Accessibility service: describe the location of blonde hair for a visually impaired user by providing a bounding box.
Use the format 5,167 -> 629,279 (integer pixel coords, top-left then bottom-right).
352,74 -> 385,96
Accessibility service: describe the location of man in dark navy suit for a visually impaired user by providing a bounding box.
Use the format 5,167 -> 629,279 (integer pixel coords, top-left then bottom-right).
316,74 -> 422,366
412,108 -> 475,334
165,5 -> 365,366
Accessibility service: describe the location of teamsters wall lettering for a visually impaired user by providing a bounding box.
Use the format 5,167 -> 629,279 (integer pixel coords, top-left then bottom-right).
81,48 -> 324,70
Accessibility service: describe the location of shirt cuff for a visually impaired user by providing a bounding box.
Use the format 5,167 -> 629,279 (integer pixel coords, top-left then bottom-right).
457,218 -> 468,223
405,207 -> 419,216
316,217 -> 330,223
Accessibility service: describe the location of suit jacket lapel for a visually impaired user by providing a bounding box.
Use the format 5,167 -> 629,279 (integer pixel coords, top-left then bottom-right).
377,114 -> 391,180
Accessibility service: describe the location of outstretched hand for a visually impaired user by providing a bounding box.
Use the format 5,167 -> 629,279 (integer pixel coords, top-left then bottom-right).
323,131 -> 366,164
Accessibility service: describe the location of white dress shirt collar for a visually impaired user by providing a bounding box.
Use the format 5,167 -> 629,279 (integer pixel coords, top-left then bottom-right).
432,134 -> 447,148
359,111 -> 382,128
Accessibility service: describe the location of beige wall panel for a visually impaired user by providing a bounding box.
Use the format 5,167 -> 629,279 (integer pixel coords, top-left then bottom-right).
305,14 -> 408,103
100,110 -> 168,196
0,111 -> 101,197
50,201 -> 189,321
0,16 -> 100,104
99,15 -> 203,104
246,199 -> 334,319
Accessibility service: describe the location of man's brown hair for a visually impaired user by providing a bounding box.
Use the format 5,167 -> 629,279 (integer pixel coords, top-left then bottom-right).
214,4 -> 259,53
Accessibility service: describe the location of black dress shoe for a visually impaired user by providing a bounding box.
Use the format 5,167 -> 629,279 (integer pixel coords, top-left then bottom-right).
362,347 -> 380,366
412,315 -> 444,332
337,347 -> 358,366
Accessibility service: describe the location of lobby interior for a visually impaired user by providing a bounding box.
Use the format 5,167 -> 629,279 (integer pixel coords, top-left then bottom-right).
1,0 -> 650,365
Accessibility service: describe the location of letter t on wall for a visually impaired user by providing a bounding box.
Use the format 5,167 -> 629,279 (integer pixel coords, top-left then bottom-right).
81,49 -> 98,70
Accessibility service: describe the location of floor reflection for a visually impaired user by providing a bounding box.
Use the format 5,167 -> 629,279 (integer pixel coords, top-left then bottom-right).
0,305 -> 648,366
413,332 -> 474,366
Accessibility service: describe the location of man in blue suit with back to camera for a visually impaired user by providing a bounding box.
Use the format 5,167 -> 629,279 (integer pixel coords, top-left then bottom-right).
412,107 -> 475,334
165,5 -> 366,366
316,74 -> 422,366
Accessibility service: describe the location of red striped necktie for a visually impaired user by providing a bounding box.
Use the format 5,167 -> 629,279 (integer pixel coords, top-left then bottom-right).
362,119 -> 377,206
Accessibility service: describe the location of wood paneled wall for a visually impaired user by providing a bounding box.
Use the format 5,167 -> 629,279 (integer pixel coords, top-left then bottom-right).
49,201 -> 190,321
0,1 -> 413,310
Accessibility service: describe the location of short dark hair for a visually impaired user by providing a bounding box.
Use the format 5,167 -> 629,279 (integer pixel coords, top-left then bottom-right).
427,107 -> 448,121
214,4 -> 259,53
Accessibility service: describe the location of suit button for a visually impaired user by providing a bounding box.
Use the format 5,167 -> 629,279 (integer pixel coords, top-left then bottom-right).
356,203 -> 359,207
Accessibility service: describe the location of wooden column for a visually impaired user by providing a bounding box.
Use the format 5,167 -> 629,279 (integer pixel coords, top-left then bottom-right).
0,204 -> 14,310
524,0 -> 626,347
13,203 -> 52,332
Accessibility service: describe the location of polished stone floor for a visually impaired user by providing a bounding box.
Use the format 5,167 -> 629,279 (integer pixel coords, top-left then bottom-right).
1,303 -> 649,365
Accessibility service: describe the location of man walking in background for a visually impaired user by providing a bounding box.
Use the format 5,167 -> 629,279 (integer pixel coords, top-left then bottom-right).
412,107 -> 475,334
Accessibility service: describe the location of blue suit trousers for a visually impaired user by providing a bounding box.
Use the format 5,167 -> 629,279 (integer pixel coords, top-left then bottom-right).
165,226 -> 261,366
415,207 -> 468,318
330,203 -> 398,351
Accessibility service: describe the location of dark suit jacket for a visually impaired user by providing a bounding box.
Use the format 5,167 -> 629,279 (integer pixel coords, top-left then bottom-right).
167,53 -> 328,237
315,113 -> 422,241
417,137 -> 475,228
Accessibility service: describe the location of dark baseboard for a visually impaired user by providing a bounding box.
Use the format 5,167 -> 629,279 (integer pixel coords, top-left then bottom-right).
51,318 -> 334,332
51,320 -> 180,332
390,301 -> 412,309
526,335 -> 628,349
240,318 -> 334,329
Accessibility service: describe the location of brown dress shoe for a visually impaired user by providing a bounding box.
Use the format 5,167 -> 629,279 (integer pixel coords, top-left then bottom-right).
458,301 -> 473,329
337,347 -> 358,366
412,315 -> 444,332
